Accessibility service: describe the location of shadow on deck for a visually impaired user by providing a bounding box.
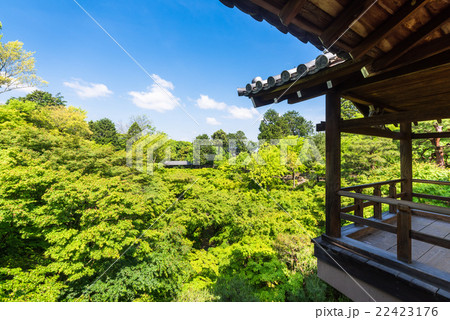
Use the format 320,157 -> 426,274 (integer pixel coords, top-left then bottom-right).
314,179 -> 450,302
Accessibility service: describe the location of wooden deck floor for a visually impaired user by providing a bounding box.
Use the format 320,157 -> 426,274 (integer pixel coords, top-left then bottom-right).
349,216 -> 450,274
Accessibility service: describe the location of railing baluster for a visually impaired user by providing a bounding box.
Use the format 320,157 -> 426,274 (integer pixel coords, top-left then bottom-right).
354,187 -> 364,226
397,205 -> 412,263
389,183 -> 397,213
373,186 -> 382,219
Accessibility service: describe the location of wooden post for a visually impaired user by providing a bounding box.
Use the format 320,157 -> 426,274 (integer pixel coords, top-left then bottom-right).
354,187 -> 363,226
399,123 -> 412,263
397,205 -> 412,263
325,92 -> 341,238
400,122 -> 413,201
373,186 -> 382,219
389,183 -> 397,213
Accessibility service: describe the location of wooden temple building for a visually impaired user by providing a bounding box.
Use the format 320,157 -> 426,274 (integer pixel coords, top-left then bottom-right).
220,0 -> 450,301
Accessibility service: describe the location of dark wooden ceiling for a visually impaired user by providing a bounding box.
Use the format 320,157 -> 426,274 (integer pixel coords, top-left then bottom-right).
221,0 -> 450,115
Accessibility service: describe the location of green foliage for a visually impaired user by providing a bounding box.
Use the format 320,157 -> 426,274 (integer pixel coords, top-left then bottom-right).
8,90 -> 66,107
248,143 -> 287,189
89,118 -> 120,148
341,98 -> 363,120
0,23 -> 47,93
341,134 -> 398,178
194,134 -> 216,166
2,94 -> 447,303
126,122 -> 142,140
258,108 -> 313,140
412,120 -> 449,167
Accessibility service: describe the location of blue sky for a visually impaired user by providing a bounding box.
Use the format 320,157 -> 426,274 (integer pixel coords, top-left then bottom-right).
1,0 -> 325,141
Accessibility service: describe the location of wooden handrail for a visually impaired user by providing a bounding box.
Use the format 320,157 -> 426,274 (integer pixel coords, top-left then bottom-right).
340,212 -> 397,234
412,193 -> 450,202
341,179 -> 404,191
412,179 -> 450,186
411,231 -> 450,250
338,190 -> 450,215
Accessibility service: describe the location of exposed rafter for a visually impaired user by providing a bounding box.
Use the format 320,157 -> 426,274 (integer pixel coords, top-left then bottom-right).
372,5 -> 450,71
319,0 -> 377,48
279,0 -> 308,26
248,0 -> 352,50
350,0 -> 430,60
389,35 -> 450,70
341,50 -> 450,92
341,106 -> 450,129
249,0 -> 321,34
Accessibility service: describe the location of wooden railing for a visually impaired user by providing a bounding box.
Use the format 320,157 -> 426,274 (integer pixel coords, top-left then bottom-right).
337,179 -> 450,263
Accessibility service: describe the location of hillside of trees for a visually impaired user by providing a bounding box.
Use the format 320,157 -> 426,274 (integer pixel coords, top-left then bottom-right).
0,91 -> 448,302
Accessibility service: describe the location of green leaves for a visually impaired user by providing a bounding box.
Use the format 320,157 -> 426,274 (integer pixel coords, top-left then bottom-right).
0,25 -> 47,93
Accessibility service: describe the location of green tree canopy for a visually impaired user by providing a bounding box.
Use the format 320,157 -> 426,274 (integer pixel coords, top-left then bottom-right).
0,23 -> 47,93
8,90 -> 66,107
88,118 -> 120,148
127,122 -> 142,139
283,111 -> 313,137
258,109 -> 313,140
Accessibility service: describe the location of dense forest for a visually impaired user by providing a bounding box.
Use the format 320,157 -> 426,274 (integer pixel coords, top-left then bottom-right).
1,23 -> 449,302
0,92 -> 449,302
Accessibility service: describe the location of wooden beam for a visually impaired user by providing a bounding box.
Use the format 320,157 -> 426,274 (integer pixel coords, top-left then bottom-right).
411,230 -> 450,250
340,213 -> 397,234
341,179 -> 404,191
373,186 -> 382,219
390,36 -> 450,70
350,0 -> 431,60
248,0 -> 354,51
412,209 -> 450,223
316,121 -> 326,132
341,50 -> 450,92
341,93 -> 402,113
412,193 -> 450,203
279,0 -> 308,26
341,106 -> 450,129
325,92 -> 341,238
397,205 -> 412,263
400,123 -> 413,202
372,6 -> 450,71
249,0 -> 320,35
353,102 -> 370,117
412,179 -> 450,186
337,190 -> 450,215
287,83 -> 330,105
412,131 -> 450,139
319,0 -> 377,48
342,126 -> 404,139
389,182 -> 397,213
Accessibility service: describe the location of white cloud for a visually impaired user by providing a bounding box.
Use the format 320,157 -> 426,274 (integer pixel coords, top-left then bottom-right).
228,105 -> 259,119
196,95 -> 227,110
128,74 -> 179,112
196,94 -> 259,120
64,80 -> 112,99
206,117 -> 221,125
14,86 -> 39,94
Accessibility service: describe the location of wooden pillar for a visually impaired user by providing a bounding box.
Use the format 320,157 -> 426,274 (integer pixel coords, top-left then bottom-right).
373,186 -> 382,219
325,92 -> 341,238
354,187 -> 363,226
400,122 -> 413,201
389,183 -> 397,213
397,205 -> 412,263
399,123 -> 412,263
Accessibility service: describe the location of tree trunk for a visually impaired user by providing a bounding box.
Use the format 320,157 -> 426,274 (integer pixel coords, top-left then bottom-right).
432,123 -> 445,168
